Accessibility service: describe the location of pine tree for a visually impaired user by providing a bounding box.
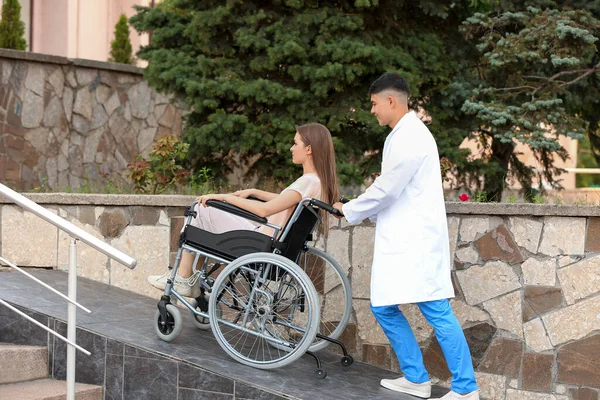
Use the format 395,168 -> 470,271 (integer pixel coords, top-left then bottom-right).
130,0 -> 478,185
0,0 -> 27,51
109,14 -> 134,64
459,0 -> 600,200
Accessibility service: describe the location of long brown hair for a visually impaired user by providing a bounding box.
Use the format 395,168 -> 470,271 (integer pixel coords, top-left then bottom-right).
296,123 -> 340,236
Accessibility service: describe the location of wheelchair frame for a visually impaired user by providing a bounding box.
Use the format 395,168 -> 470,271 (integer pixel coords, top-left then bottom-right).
154,197 -> 353,378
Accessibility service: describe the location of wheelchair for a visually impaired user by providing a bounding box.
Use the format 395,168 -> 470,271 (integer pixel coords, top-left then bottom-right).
153,197 -> 353,378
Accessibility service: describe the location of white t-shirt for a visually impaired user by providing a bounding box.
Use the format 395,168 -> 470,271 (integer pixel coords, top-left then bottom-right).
261,173 -> 322,234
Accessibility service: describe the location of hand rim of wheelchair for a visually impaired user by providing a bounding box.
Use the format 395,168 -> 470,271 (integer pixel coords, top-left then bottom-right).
208,252 -> 320,370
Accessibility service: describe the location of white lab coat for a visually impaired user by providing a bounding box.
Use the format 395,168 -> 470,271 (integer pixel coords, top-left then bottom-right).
342,111 -> 454,306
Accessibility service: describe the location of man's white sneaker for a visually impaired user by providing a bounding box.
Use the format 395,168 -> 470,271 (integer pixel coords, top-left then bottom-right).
380,377 -> 432,398
430,390 -> 480,400
147,271 -> 201,298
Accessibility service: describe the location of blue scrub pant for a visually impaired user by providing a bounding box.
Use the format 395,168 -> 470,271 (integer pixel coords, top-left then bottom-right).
370,299 -> 478,394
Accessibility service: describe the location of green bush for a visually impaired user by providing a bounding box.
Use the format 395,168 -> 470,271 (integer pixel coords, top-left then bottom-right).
109,14 -> 134,64
0,0 -> 27,50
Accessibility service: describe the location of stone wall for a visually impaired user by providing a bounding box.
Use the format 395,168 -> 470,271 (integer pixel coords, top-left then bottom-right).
0,49 -> 184,191
1,194 -> 600,400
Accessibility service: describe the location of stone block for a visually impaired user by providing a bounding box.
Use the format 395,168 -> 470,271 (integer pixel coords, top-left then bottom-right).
474,224 -> 525,264
474,372 -> 506,400
521,257 -> 557,286
110,225 -> 170,298
24,63 -> 45,96
48,67 -> 64,98
585,217 -> 600,252
557,254 -> 600,305
450,299 -> 488,326
506,389 -> 568,400
459,217 -> 489,242
456,261 -> 521,305
478,337 -> 522,378
568,388 -> 599,400
170,217 -> 184,251
463,323 -> 496,367
539,217 -> 585,256
447,216 -> 460,265
523,286 -> 563,319
543,295 -> 600,346
523,317 -> 552,352
99,209 -> 128,238
75,68 -> 97,86
351,226 -> 375,299
483,291 -> 523,338
423,337 -> 451,381
522,352 -> 553,392
62,87 -> 73,122
362,343 -> 391,370
73,87 -> 93,120
1,205 -> 57,267
455,245 -> 479,264
399,303 -> 433,343
22,90 -> 43,128
129,206 -> 159,226
325,229 -> 350,274
557,333 -> 600,388
354,299 -> 388,344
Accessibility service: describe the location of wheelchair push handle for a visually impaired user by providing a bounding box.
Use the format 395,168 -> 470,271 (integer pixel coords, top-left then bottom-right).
309,199 -> 343,217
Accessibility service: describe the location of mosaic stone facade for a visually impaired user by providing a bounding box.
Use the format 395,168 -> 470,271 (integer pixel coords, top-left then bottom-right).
1,195 -> 600,399
0,49 -> 184,191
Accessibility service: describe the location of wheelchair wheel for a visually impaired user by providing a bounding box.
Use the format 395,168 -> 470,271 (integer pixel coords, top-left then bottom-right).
297,246 -> 352,352
209,252 -> 319,369
154,304 -> 182,342
189,295 -> 221,330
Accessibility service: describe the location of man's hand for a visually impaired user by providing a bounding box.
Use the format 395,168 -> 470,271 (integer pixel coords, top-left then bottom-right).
332,202 -> 344,219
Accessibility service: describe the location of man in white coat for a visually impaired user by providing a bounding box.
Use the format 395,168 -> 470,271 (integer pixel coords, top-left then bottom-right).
333,73 -> 479,400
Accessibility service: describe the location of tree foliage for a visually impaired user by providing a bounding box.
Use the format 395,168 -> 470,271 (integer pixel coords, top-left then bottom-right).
0,0 -> 27,51
109,14 -> 134,64
130,0 -> 478,186
459,1 -> 599,200
130,0 -> 600,200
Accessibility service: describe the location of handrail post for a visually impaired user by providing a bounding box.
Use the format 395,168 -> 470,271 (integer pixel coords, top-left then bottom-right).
66,238 -> 78,400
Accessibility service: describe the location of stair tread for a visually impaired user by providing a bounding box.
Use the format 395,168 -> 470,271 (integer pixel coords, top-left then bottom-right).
0,379 -> 102,400
0,344 -> 48,384
0,343 -> 46,351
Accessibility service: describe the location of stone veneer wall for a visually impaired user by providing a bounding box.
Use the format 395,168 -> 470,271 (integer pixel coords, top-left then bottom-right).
1,194 -> 600,400
0,49 -> 184,191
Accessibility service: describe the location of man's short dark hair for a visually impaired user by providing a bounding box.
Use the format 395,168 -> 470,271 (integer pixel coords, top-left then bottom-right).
368,72 -> 410,97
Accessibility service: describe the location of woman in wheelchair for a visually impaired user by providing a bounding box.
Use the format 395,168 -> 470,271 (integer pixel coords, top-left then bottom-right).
147,122 -> 339,297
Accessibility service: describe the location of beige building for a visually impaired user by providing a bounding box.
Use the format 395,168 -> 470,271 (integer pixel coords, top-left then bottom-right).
3,0 -> 152,66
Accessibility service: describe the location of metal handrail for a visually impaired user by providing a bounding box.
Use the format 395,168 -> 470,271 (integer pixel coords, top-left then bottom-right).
0,299 -> 90,356
0,256 -> 90,313
0,184 -> 136,269
0,183 -> 137,400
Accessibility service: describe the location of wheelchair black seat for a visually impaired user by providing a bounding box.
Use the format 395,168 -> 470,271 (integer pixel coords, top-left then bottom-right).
182,225 -> 273,261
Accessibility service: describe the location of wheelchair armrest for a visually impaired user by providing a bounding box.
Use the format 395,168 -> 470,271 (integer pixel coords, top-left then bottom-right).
205,200 -> 268,225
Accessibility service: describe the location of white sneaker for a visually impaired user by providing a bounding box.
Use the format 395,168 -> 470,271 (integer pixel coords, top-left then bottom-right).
380,377 -> 432,398
430,390 -> 480,400
147,271 -> 201,298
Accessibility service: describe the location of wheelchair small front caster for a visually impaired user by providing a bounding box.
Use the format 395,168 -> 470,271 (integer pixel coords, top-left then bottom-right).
316,368 -> 327,379
341,355 -> 353,367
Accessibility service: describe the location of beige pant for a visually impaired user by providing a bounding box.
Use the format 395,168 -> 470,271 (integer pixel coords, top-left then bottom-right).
189,203 -> 256,233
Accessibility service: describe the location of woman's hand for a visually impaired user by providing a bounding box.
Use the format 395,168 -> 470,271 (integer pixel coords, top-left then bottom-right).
231,189 -> 255,199
197,193 -> 228,207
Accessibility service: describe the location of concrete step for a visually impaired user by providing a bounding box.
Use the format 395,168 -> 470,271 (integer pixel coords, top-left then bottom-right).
0,343 -> 48,384
0,378 -> 103,400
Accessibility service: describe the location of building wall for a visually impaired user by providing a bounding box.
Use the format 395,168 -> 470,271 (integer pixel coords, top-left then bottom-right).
1,0 -> 152,65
